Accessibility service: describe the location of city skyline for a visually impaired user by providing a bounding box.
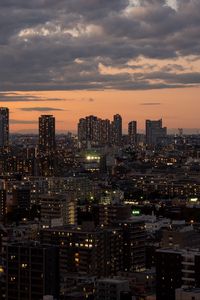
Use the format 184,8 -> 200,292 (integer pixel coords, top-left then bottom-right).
1,1 -> 200,299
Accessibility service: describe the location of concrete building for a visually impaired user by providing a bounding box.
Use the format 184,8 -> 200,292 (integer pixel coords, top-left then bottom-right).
96,278 -> 130,300
128,121 -> 137,146
156,248 -> 200,300
78,115 -> 111,147
161,225 -> 200,249
99,204 -> 131,226
115,219 -> 146,272
0,190 -> 6,222
12,186 -> 31,215
39,115 -> 55,155
40,193 -> 77,227
176,288 -> 200,300
43,296 -> 54,300
111,114 -> 122,146
5,242 -> 59,300
146,119 -> 167,146
0,108 -> 9,149
41,224 -> 123,280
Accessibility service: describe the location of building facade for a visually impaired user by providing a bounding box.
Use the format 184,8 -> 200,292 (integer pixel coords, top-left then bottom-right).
128,121 -> 137,146
0,108 -> 9,149
5,242 -> 59,300
146,119 -> 167,146
111,114 -> 122,146
39,115 -> 55,155
156,248 -> 200,300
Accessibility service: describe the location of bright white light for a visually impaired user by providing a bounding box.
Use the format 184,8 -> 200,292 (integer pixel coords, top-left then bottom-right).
190,198 -> 198,202
18,23 -> 102,39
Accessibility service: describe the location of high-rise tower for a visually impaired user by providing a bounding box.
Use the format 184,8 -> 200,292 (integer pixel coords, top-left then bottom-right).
0,107 -> 9,148
112,114 -> 122,146
146,119 -> 167,146
128,120 -> 137,145
78,115 -> 111,147
39,115 -> 55,155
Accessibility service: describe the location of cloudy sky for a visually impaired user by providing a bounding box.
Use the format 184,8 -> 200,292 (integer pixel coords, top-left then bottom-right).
0,0 -> 200,133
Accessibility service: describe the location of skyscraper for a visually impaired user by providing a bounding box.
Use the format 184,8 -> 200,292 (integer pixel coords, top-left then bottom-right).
128,121 -> 137,145
111,114 -> 122,146
0,108 -> 9,148
78,117 -> 87,145
100,119 -> 111,145
78,115 -> 111,147
78,115 -> 99,147
85,115 -> 100,144
146,119 -> 167,146
39,115 -> 55,155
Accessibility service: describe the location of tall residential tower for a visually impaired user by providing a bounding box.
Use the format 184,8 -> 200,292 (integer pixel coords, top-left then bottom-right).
78,115 -> 110,147
0,107 -> 9,148
128,120 -> 137,145
39,115 -> 55,155
146,119 -> 167,146
111,114 -> 122,146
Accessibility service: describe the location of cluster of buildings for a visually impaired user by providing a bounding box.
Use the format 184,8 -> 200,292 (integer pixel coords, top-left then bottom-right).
0,107 -> 200,299
78,114 -> 167,148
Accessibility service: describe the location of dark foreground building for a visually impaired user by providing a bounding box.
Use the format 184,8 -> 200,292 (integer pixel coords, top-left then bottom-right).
5,242 -> 59,300
156,248 -> 200,300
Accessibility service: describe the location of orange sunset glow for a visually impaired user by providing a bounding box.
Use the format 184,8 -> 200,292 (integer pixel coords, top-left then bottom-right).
3,87 -> 200,133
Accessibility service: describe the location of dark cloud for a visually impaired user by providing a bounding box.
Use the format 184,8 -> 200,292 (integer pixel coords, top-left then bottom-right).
0,93 -> 65,102
10,118 -> 64,124
19,107 -> 66,111
10,119 -> 38,124
0,92 -> 94,102
0,0 -> 200,91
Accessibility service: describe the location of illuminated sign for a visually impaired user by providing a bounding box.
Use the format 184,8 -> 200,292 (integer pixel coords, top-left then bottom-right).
86,155 -> 100,161
190,198 -> 198,202
132,209 -> 141,216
